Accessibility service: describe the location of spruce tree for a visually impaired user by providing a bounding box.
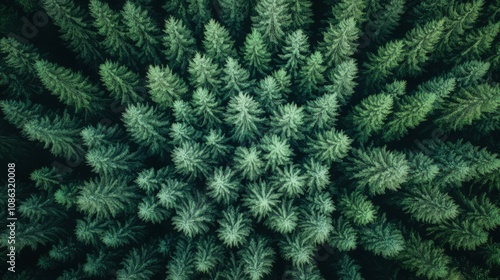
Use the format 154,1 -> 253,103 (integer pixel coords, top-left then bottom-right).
225,92 -> 265,143
251,0 -> 292,49
324,59 -> 358,105
329,0 -> 367,28
269,103 -> 306,141
366,0 -> 405,44
278,29 -> 310,78
458,22 -> 500,62
265,198 -> 299,234
259,134 -> 294,172
233,145 -> 265,181
306,128 -> 352,165
147,65 -> 188,108
171,142 -> 212,180
0,37 -> 40,81
187,0 -> 212,35
85,143 -> 143,176
239,236 -> 275,280
218,0 -> 249,38
329,216 -> 357,252
243,179 -> 281,221
162,17 -> 197,71
0,100 -> 46,130
339,191 -> 377,226
99,61 -> 143,105
347,93 -> 393,143
191,87 -> 223,129
203,19 -> 237,65
359,216 -> 404,257
221,57 -> 252,101
188,52 -> 221,93
287,0 -> 313,31
363,40 -> 405,87
298,51 -> 327,96
243,29 -> 272,77
206,166 -> 240,205
304,93 -> 339,132
172,191 -> 215,238
217,205 -> 252,247
194,236 -> 224,273
254,75 -> 285,112
319,17 -> 359,68
116,245 -> 161,280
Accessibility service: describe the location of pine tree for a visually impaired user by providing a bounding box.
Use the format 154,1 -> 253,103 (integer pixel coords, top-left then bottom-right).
89,0 -> 136,67
156,179 -> 192,210
203,128 -> 232,162
172,100 -> 196,124
206,166 -> 240,205
306,128 -> 352,165
269,103 -> 306,141
428,220 -> 488,250
382,92 -> 437,141
304,93 -> 339,132
233,145 -> 265,181
459,194 -> 500,231
329,0 -> 367,28
400,184 -> 459,224
359,216 -> 404,257
251,0 -> 292,48
123,103 -> 170,157
191,87 -> 223,129
278,29 -> 310,78
319,18 -> 359,68
30,167 -> 62,191
339,191 -> 377,226
299,51 -> 327,96
42,0 -> 103,65
169,121 -> 200,145
217,205 -> 252,247
76,176 -> 137,220
172,191 -> 215,238
410,0 -> 448,25
85,143 -> 143,176
406,152 -> 440,184
299,208 -> 333,245
324,59 -> 358,105
99,61 -> 143,105
273,68 -> 293,97
287,0 -> 313,30
100,217 -> 146,248
0,37 -> 40,81
121,1 -> 161,64
135,167 -> 172,195
395,231 -> 452,280
363,40 -> 405,87
35,60 -> 105,115
265,198 -> 299,234
458,22 -> 500,62
271,164 -> 306,197
137,195 -> 170,224
279,232 -> 315,267
243,179 -> 281,221
366,0 -> 404,44
166,238 -> 196,280
147,65 -> 188,108
259,134 -> 294,172
397,20 -> 444,77
285,263 -> 325,280
225,92 -> 265,143
239,236 -> 275,280
218,0 -> 249,38
329,216 -> 357,251
347,93 -> 393,143
116,244 -> 161,280
83,249 -> 117,278
336,254 -> 363,280
75,217 -> 110,246
187,0 -> 212,35
203,19 -> 237,65
188,52 -> 221,93
19,194 -> 67,220
243,29 -> 272,77
171,141 -> 212,180
194,235 -> 224,273
0,100 -> 45,130
302,158 -> 330,191
221,57 -> 252,101
254,75 -> 285,112
162,16 -> 197,71
346,146 -> 409,196
445,60 -> 490,88
435,83 -> 500,131
23,113 -> 84,161
80,123 -> 125,149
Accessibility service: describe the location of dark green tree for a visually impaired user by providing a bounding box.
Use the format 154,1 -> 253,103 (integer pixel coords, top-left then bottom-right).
203,19 -> 237,65
251,0 -> 292,49
319,17 -> 359,68
162,16 -> 197,71
147,64 -> 188,108
217,205 -> 252,248
347,93 -> 393,143
243,29 -> 272,77
172,191 -> 216,238
221,57 -> 252,101
99,61 -> 143,105
225,92 -> 265,143
218,0 -> 249,38
278,29 -> 310,78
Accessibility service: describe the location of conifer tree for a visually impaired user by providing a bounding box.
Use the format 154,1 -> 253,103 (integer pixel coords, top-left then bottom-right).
172,142 -> 212,180
339,191 -> 377,226
336,254 -> 363,280
273,68 -> 293,97
23,113 -> 84,161
0,100 -> 45,130
428,220 -> 488,250
206,166 -> 240,205
122,103 -> 170,157
217,205 -> 252,248
395,231 -> 452,280
76,176 -> 137,220
329,216 -> 357,251
299,208 -> 333,245
243,29 -> 272,77
265,198 -> 298,234
319,18 -> 359,68
89,0 -> 136,67
147,65 -> 188,108
233,145 -> 265,181
287,0 -> 313,31
218,0 -> 249,38
410,0 -> 448,24
299,51 -> 327,96
42,0 -> 103,65
99,61 -> 143,105
359,216 -> 404,257
135,166 -> 172,195
188,52 -> 222,93
302,158 -> 330,191
251,0 -> 292,48
406,152 -> 440,184
35,60 -> 105,115
191,87 -> 223,129
203,19 -> 237,65
366,0 -> 404,44
435,83 -> 500,131
172,191 -> 215,238
19,194 -> 67,220
80,123 -> 125,150
329,0 -> 367,28
187,0 -> 212,35
166,238 -> 196,280
363,40 -> 405,87
239,236 -> 275,280
137,195 -> 170,224
203,128 -> 232,162
306,128 -> 352,165
397,20 -> 444,77
85,143 -> 143,176
172,100 -> 196,124
446,60 -> 490,88
279,232 -> 315,267
303,93 -> 338,132
121,1 -> 161,64
30,167 -> 62,191
269,103 -> 306,141
382,92 -> 437,141
83,249 -> 117,278
271,164 -> 306,197
459,194 -> 500,231
221,57 -> 252,101
225,92 -> 265,143
260,134 -> 294,172
194,235 -> 224,273
156,179 -> 192,210
324,59 -> 358,105
0,37 -> 40,81
162,16 -> 196,71
116,245 -> 161,280
347,93 -> 393,143
243,180 -> 281,221
101,217 -> 146,248
254,75 -> 285,112
278,29 -> 310,78
400,184 -> 459,224
458,22 -> 500,62
346,146 -> 409,195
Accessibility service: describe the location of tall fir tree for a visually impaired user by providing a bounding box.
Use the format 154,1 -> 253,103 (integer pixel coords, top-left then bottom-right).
278,29 -> 310,79
242,29 -> 272,77
162,17 -> 197,71
147,65 -> 188,108
221,57 -> 252,101
225,92 -> 265,143
251,0 -> 292,49
347,93 -> 393,143
99,61 -> 143,105
319,17 -> 359,68
218,0 -> 250,38
203,19 -> 237,66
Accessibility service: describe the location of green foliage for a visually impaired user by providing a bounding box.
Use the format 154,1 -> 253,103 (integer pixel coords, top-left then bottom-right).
19,194 -> 67,220
359,216 -> 404,257
302,158 -> 330,191
339,191 -> 376,226
243,179 -> 281,221
278,29 -> 310,78
172,191 -> 215,238
265,198 -> 298,234
269,103 -> 305,141
147,64 -> 188,108
233,145 -> 265,181
299,208 -> 333,245
157,179 -> 191,210
188,52 -> 221,92
172,141 -> 212,180
363,40 -> 405,87
243,29 -> 272,77
166,238 -> 196,280
116,244 -> 161,280
366,0 -> 405,44
324,59 -> 358,105
304,93 -> 339,132
259,134 -> 294,171
217,205 -> 252,247
99,61 -> 143,105
221,57 -> 252,101
252,0 -> 292,48
218,0 -> 249,38
299,51 -> 327,96
255,75 -> 285,112
137,195 -> 170,224
287,0 -> 313,30
271,164 -> 306,197
330,0 -> 367,28
30,167 -> 62,191
0,37 -> 40,81
336,254 -> 363,280
279,233 -> 315,267
194,235 -> 224,273
329,216 -> 358,251
459,194 -> 500,230
203,128 -> 232,162
347,93 -> 393,143
306,128 -> 352,164
206,166 -> 240,205
203,19 -> 237,65
346,146 -> 409,195
428,219 -> 489,250
85,143 -> 143,176
400,184 -> 459,224
319,18 -> 359,68
239,236 -> 275,280
77,176 -> 137,219
162,16 -> 196,71
225,92 -> 265,143
191,88 -> 223,130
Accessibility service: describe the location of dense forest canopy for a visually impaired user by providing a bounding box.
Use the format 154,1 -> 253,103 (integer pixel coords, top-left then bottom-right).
0,0 -> 499,279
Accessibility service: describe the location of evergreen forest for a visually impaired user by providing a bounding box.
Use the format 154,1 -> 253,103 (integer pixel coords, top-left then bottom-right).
0,0 -> 500,279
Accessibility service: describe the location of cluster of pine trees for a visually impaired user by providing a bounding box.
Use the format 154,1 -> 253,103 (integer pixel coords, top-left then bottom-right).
1,0 -> 499,279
